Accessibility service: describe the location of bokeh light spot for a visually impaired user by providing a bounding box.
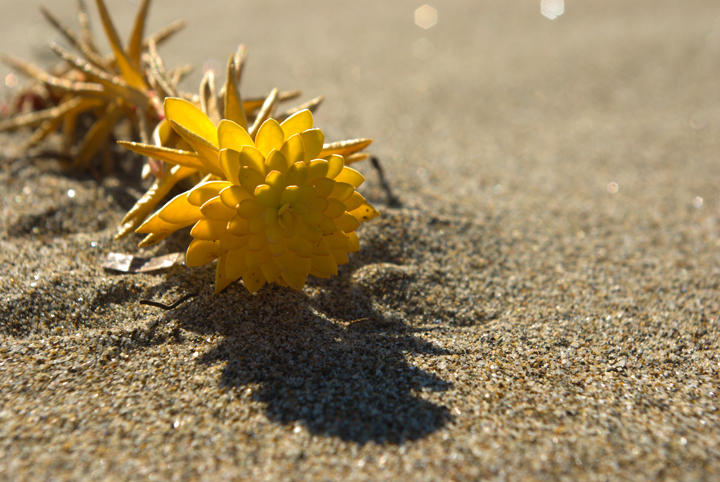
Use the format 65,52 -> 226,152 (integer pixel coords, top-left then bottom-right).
692,196 -> 703,208
541,0 -> 565,20
415,5 -> 438,29
607,182 -> 618,194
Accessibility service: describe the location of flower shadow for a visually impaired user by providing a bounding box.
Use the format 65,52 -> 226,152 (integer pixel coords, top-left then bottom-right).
160,272 -> 453,445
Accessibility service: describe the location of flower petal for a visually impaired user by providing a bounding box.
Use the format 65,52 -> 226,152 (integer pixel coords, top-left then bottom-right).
347,232 -> 360,252
326,154 -> 344,179
219,149 -> 241,185
285,161 -> 307,186
335,212 -> 362,232
186,239 -> 221,266
350,203 -> 381,222
280,133 -> 305,166
306,159 -> 329,183
225,247 -> 249,281
215,253 -> 234,293
323,198 -> 347,219
164,97 -> 219,146
191,219 -> 227,240
187,181 -> 232,206
218,119 -> 254,152
255,118 -> 284,157
220,185 -> 252,209
265,149 -> 290,174
239,166 -> 265,193
334,166 -> 365,187
280,109 -> 313,138
255,184 -> 281,209
237,145 -> 266,174
238,199 -> 264,219
242,267 -> 266,293
168,120 -> 222,175
260,260 -> 282,283
157,192 -> 203,224
228,215 -> 250,235
329,182 -> 355,202
300,128 -> 324,162
200,197 -> 236,221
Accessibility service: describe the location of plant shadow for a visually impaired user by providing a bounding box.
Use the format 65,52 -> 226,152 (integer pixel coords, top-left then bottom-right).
152,260 -> 453,445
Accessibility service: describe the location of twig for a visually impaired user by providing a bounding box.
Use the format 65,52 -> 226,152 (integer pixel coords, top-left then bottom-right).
139,292 -> 197,310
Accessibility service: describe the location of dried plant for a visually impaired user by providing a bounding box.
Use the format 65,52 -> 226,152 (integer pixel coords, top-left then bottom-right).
0,0 -> 186,171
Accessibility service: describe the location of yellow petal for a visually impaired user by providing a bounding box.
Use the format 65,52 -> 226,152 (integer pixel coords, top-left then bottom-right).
95,0 -> 148,90
306,159 -> 329,183
218,119 -> 254,152
238,145 -> 266,174
239,166 -> 265,193
334,167 -> 365,187
286,161 -> 307,186
168,120 -> 221,174
265,171 -> 287,193
323,198 -> 347,219
228,215 -> 250,236
187,181 -> 232,206
225,247 -> 249,280
223,54 -> 248,129
218,149 -> 241,185
191,219 -> 227,240
158,192 -> 203,224
265,209 -> 278,226
336,212 -> 362,232
320,138 -> 373,158
319,216 -> 337,235
118,141 -> 209,173
255,118 -> 284,157
186,239 -> 221,266
313,178 -> 335,197
280,109 -> 313,138
329,182 -> 355,202
274,250 -> 294,272
291,255 -> 312,277
246,247 -> 269,268
248,216 -> 265,235
312,238 -> 331,256
306,196 -> 328,212
242,267 -> 266,294
350,203 -> 381,222
216,253 -> 234,293
260,260 -> 282,283
220,231 -> 248,251
328,230 -> 350,249
220,185 -> 252,209
281,268 -> 307,291
326,154 -> 344,179
136,212 -> 185,234
280,134 -> 306,167
200,197 -> 236,221
265,224 -> 283,244
255,184 -> 281,209
265,150 -> 290,174
300,129 -> 324,162
311,253 -> 338,276
347,232 -> 360,252
331,249 -> 349,266
164,98 -> 219,146
343,192 -> 366,212
280,186 -> 302,206
238,199 -> 264,219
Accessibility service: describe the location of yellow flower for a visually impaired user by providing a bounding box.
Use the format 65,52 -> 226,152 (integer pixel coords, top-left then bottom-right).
135,98 -> 379,293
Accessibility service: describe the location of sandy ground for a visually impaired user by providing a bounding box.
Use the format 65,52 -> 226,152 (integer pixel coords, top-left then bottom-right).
1,0 -> 720,480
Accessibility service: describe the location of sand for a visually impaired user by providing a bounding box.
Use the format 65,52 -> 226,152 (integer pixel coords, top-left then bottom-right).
1,0 -> 719,480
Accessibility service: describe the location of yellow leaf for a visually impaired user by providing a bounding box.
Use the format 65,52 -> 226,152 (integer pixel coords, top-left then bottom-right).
164,97 -> 219,146
255,118 -> 285,157
218,119 -> 253,152
186,239 -> 220,266
280,109 -> 313,138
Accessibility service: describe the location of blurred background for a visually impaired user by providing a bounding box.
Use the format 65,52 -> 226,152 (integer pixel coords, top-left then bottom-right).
1,0 -> 720,222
